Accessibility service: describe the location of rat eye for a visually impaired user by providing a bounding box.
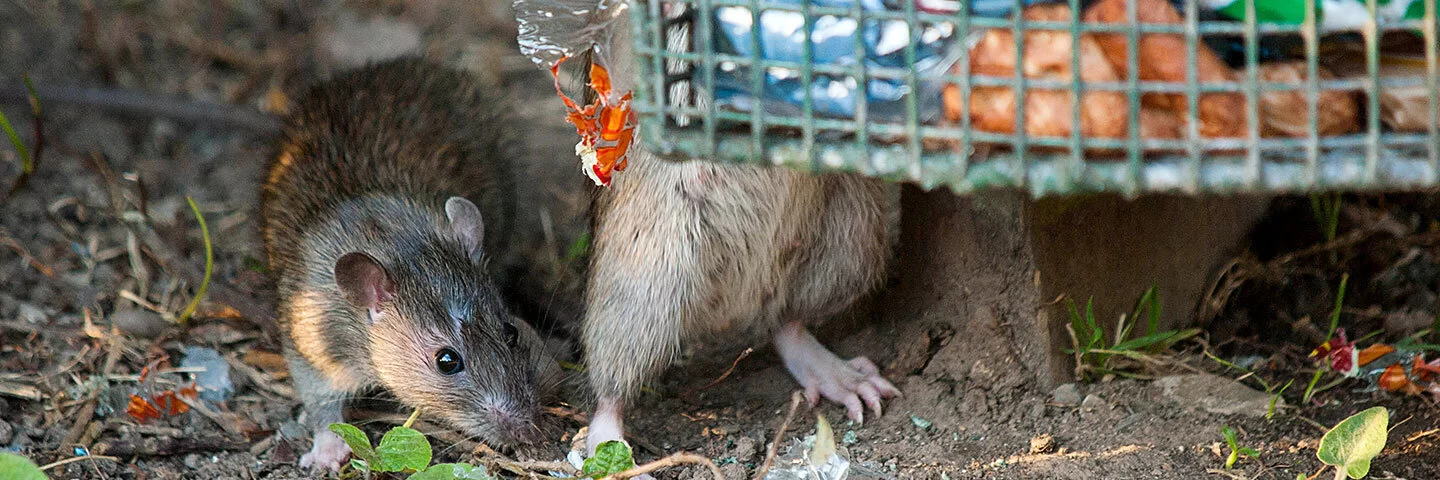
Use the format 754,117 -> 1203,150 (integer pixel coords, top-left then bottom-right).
434,348 -> 464,375
502,323 -> 519,348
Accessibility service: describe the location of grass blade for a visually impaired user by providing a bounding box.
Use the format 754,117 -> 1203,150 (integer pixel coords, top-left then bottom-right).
176,196 -> 213,323
0,107 -> 30,174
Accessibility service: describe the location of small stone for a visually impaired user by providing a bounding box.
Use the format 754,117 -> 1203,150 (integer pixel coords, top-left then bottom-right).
323,10 -> 422,70
1155,373 -> 1278,417
1080,394 -> 1108,411
111,309 -> 170,339
0,420 -> 13,444
17,302 -> 46,323
730,436 -> 757,462
909,414 -> 933,430
1050,383 -> 1082,406
842,430 -> 858,445
1029,433 -> 1056,454
719,463 -> 746,480
183,453 -> 203,469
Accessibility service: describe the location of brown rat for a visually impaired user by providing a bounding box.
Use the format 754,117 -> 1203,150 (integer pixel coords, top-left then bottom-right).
260,58 -> 560,470
578,20 -> 902,453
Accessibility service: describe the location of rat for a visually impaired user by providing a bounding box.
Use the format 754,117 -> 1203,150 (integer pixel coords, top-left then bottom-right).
260,58 -> 561,470
577,21 -> 903,454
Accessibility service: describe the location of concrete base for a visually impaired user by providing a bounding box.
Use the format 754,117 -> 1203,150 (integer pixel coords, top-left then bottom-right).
882,186 -> 1271,388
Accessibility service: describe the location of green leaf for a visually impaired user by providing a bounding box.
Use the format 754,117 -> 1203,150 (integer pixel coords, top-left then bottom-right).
351,459 -> 370,472
1222,426 -> 1239,449
375,426 -> 432,473
583,440 -> 636,478
410,463 -> 491,480
330,423 -> 378,465
565,233 -> 592,262
1317,406 -> 1389,479
1110,328 -> 1199,352
0,452 -> 47,480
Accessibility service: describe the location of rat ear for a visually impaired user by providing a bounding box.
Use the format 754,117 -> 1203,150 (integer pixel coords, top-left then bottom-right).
334,252 -> 395,313
445,196 -> 485,256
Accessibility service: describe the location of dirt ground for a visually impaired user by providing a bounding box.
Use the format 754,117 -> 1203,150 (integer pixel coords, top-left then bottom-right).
0,1 -> 1437,479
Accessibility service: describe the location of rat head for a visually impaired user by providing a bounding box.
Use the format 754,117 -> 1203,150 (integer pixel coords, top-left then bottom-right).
333,197 -> 546,445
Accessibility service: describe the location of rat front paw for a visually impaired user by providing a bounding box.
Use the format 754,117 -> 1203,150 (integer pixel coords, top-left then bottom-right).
300,430 -> 353,471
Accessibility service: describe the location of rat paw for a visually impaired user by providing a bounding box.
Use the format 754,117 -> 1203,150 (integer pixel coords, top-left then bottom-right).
300,430 -> 352,471
775,324 -> 900,424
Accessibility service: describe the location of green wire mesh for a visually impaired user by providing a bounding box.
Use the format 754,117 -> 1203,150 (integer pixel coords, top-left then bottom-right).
628,0 -> 1440,197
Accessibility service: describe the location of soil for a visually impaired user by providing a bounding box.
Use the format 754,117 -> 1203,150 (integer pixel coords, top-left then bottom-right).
0,1 -> 1437,480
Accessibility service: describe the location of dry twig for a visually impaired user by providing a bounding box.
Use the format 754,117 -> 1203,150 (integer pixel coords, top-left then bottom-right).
703,347 -> 754,390
602,452 -> 725,480
754,390 -> 805,480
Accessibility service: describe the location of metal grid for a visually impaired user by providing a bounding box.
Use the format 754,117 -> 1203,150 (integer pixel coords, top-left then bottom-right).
628,0 -> 1440,197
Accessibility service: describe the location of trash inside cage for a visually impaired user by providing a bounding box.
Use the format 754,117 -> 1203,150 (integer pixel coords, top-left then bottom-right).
629,0 -> 1440,196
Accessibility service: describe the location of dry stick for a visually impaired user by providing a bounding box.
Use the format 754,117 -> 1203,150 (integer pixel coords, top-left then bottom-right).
753,390 -> 805,480
702,347 -> 754,390
602,452 -> 725,480
37,455 -> 120,472
0,85 -> 282,135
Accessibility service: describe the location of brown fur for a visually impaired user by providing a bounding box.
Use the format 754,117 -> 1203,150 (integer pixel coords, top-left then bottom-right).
580,21 -> 899,402
261,58 -> 559,448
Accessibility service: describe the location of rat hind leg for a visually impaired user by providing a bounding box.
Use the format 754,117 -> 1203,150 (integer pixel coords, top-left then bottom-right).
773,320 -> 900,423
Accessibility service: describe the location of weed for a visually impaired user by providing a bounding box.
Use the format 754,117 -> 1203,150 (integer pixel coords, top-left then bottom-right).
329,409 -> 492,479
1310,193 -> 1342,243
0,103 -> 29,173
0,452 -> 46,480
1316,407 -> 1388,480
1304,274 -> 1351,404
583,441 -> 637,478
175,196 -> 213,323
1064,285 -> 1200,382
565,232 -> 591,263
1221,426 -> 1259,469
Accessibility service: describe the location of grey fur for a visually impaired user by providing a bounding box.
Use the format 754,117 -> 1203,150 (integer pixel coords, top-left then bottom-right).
261,58 -> 560,448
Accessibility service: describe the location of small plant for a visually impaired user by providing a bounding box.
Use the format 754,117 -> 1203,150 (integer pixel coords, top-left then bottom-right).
175,195 -> 213,323
329,409 -> 492,479
1064,285 -> 1200,382
1310,192 -> 1343,244
583,440 -> 637,478
1221,426 -> 1259,469
1305,274 -> 1351,404
0,452 -> 47,480
1316,406 -> 1389,480
1,74 -> 42,191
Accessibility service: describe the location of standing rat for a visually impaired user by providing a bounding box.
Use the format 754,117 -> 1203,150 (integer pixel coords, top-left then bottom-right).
578,21 -> 903,453
260,58 -> 560,470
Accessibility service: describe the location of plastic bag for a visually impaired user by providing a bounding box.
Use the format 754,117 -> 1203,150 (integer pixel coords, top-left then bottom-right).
517,0 -> 636,186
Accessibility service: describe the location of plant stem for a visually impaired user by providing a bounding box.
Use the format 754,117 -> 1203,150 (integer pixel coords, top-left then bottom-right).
175,196 -> 213,323
403,408 -> 421,429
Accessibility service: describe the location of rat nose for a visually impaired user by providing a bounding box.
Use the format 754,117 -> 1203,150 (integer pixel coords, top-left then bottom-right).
483,405 -> 543,445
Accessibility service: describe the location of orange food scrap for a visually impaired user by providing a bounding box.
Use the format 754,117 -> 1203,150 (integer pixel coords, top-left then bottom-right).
1356,344 -> 1395,367
127,394 -> 163,422
1377,363 -> 1420,394
551,56 -> 636,187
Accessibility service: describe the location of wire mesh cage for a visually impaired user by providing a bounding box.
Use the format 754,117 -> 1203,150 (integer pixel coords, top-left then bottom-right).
627,0 -> 1440,197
